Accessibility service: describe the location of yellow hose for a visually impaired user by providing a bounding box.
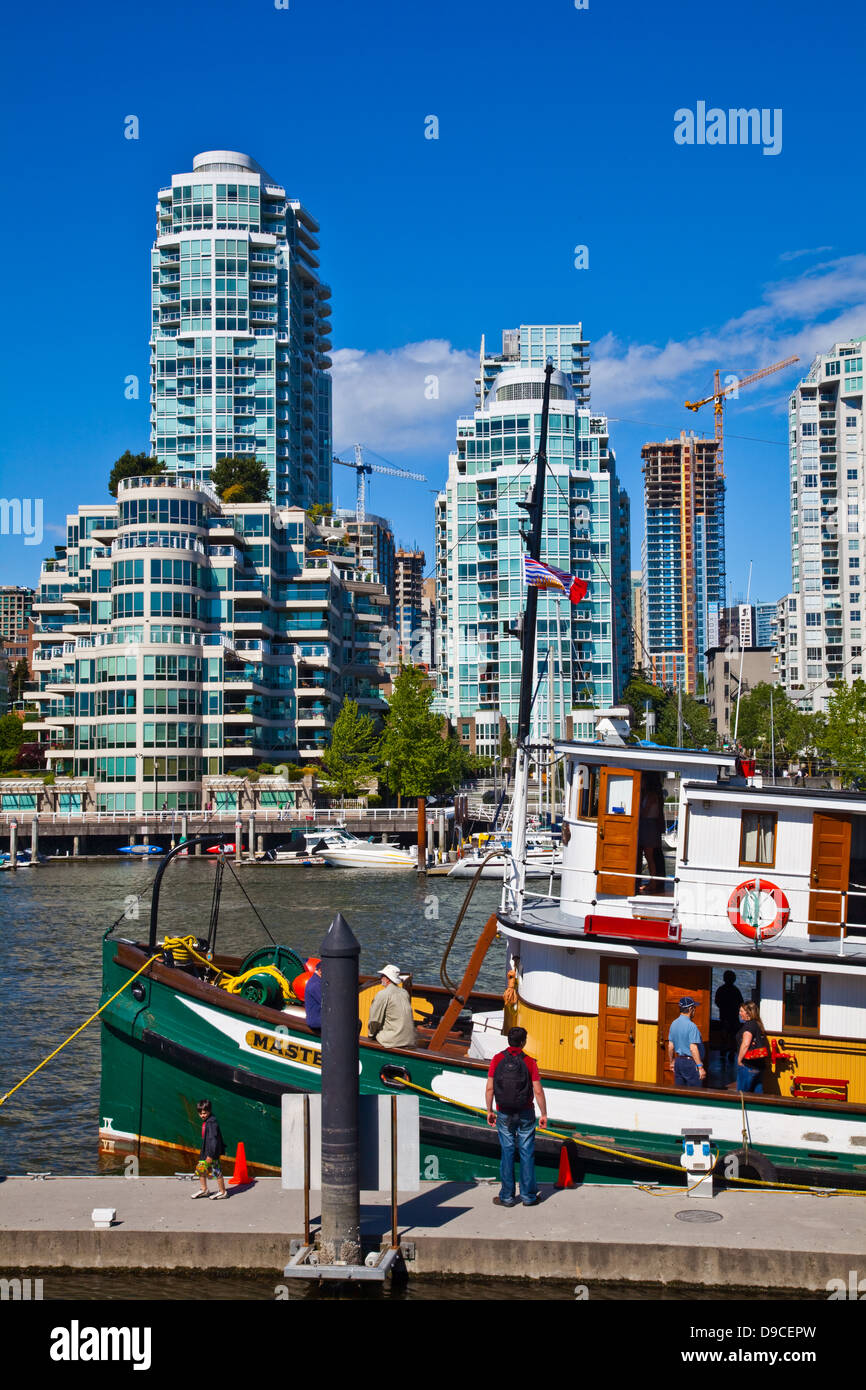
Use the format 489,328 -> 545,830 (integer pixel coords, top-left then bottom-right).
390,1075 -> 866,1197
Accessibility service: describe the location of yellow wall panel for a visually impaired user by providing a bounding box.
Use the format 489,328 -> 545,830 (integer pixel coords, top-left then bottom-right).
770,1036 -> 866,1104
515,996 -> 597,1076
634,1021 -> 658,1084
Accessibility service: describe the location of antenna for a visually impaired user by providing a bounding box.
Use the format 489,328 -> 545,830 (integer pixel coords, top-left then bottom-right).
732,561 -> 753,745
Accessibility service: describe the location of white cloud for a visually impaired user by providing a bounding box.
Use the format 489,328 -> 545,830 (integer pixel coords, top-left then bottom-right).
778,246 -> 833,262
592,254 -> 866,417
330,256 -> 866,454
331,339 -> 477,456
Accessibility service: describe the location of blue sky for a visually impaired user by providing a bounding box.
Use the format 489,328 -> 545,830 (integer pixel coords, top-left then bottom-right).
2,0 -> 864,610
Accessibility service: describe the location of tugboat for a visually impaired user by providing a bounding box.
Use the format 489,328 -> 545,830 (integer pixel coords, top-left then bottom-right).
99,364 -> 866,1188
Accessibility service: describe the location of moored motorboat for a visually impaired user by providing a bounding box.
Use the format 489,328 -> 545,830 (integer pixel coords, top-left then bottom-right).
308,827 -> 417,870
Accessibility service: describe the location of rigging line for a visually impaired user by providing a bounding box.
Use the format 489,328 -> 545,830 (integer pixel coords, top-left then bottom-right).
605,416 -> 789,449
789,646 -> 866,706
221,854 -> 277,945
542,458 -> 652,671
424,450 -> 539,586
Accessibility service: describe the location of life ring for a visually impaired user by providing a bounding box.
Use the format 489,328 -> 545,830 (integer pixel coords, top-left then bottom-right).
727,879 -> 790,941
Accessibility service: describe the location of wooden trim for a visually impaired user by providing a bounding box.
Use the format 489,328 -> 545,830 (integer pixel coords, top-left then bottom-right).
778,1034 -> 866,1051
681,802 -> 691,864
738,809 -> 778,869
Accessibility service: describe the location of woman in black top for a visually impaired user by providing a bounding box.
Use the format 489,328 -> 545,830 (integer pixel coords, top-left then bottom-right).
736,1001 -> 770,1094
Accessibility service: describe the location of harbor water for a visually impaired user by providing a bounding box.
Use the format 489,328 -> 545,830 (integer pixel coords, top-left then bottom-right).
0,857 -> 506,1176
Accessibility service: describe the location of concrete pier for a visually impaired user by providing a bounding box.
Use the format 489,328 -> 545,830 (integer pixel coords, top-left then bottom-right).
1,1177 -> 863,1289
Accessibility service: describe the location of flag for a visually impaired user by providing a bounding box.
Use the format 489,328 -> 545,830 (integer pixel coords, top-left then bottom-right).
523,556 -> 588,605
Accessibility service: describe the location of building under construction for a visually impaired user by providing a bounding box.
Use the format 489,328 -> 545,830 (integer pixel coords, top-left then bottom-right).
641,431 -> 726,693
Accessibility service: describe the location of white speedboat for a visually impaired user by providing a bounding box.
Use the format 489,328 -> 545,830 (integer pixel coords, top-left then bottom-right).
307,827 -> 417,870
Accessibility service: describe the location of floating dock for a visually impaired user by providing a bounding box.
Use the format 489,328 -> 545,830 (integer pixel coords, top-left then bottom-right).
1,1176 -> 864,1291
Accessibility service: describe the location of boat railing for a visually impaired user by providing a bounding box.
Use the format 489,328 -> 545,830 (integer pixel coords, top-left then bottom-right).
527,860 -> 866,954
0,806 -> 423,826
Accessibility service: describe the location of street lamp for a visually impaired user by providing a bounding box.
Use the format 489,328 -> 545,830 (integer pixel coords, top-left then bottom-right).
136,753 -> 161,814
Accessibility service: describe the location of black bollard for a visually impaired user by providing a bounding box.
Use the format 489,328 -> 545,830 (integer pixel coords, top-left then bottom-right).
320,911 -> 361,1265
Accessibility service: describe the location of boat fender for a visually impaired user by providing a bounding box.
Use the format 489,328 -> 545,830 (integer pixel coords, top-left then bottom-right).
727,879 -> 790,941
716,1147 -> 778,1185
288,957 -> 322,1000
292,971 -> 312,1001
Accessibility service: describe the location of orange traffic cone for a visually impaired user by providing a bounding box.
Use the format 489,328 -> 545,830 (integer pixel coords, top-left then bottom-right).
555,1141 -> 576,1189
229,1141 -> 251,1187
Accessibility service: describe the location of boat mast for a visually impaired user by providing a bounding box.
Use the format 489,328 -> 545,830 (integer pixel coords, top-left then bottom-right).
505,359 -> 554,920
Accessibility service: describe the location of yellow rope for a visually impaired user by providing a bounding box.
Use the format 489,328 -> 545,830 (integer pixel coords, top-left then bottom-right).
161,935 -> 296,1002
0,953 -> 161,1107
391,1075 -> 866,1197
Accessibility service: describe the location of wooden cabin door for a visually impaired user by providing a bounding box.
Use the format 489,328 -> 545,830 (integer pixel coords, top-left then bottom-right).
657,963 -> 712,1085
808,813 -> 851,937
595,768 -> 641,896
597,958 -> 637,1081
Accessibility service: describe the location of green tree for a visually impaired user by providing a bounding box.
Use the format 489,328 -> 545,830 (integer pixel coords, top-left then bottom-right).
306,503 -> 334,525
210,456 -> 271,504
735,683 -> 811,766
656,693 -> 717,750
499,722 -> 514,765
621,669 -> 669,741
0,713 -> 25,752
10,659 -> 29,705
108,450 -> 165,498
320,699 -> 380,798
379,666 -> 465,799
816,679 -> 866,783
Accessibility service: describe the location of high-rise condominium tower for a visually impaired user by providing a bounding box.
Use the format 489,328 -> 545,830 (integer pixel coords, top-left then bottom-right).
436,330 -> 631,749
780,340 -> 865,710
151,151 -> 333,510
641,432 -> 726,693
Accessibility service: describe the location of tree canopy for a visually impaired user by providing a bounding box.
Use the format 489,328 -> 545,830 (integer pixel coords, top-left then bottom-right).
210,456 -> 271,504
108,451 -> 165,497
320,699 -> 380,798
379,666 -> 467,798
814,679 -> 866,782
655,692 -> 717,750
734,682 -> 820,766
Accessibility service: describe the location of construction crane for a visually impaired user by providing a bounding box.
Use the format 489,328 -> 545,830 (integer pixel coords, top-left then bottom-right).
333,443 -> 426,523
685,355 -> 799,476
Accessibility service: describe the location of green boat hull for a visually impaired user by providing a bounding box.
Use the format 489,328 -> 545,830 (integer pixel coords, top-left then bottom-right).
99,938 -> 866,1187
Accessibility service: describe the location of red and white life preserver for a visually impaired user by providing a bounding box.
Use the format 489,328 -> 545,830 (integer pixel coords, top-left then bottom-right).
727,879 -> 790,941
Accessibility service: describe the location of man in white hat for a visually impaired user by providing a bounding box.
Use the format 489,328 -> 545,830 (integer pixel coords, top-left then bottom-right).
368,964 -> 418,1049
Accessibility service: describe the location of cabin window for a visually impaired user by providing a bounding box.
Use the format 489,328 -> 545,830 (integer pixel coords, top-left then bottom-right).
739,811 -> 777,867
577,765 -> 599,819
783,973 -> 820,1032
605,962 -> 632,1009
606,775 -> 634,817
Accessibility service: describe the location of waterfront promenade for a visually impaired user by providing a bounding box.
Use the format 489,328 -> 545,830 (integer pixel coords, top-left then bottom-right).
0,806 -> 425,856
2,1176 -> 864,1291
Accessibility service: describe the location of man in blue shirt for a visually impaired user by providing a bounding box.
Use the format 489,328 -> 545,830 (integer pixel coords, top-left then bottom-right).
667,996 -> 706,1088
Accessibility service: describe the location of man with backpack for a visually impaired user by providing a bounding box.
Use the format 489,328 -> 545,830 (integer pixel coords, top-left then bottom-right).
485,1026 -> 548,1207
